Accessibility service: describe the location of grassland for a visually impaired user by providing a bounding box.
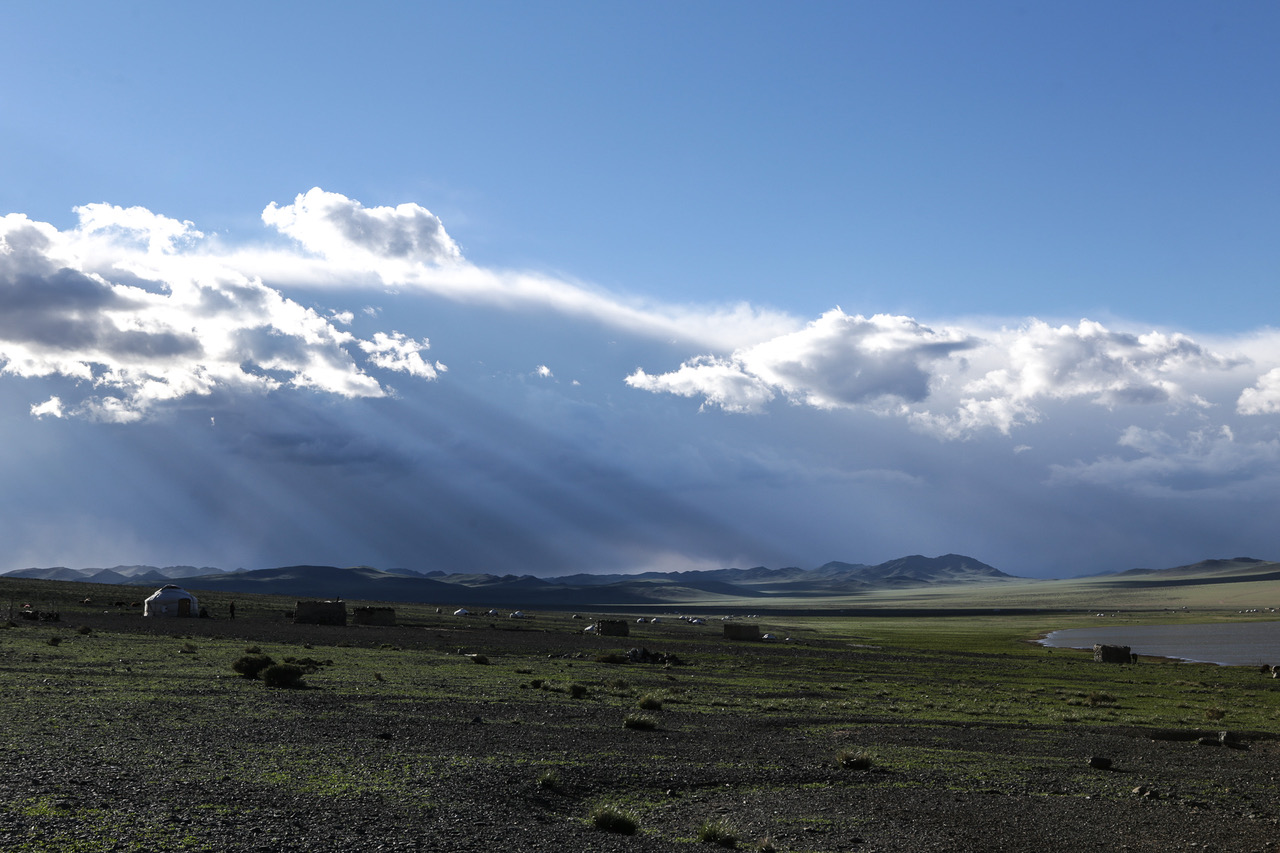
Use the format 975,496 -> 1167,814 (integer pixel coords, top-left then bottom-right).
1,576 -> 1279,851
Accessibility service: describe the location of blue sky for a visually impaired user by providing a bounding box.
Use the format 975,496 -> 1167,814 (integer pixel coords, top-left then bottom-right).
0,2 -> 1277,577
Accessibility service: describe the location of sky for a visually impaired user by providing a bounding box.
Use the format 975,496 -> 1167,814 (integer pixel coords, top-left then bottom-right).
0,2 -> 1277,579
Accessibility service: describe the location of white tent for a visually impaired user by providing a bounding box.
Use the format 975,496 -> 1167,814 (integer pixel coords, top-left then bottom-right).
144,584 -> 199,617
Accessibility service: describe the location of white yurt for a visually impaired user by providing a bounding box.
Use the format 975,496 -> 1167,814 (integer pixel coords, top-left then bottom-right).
143,584 -> 199,617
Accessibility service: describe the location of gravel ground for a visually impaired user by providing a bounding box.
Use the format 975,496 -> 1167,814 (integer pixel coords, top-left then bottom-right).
2,612 -> 1279,852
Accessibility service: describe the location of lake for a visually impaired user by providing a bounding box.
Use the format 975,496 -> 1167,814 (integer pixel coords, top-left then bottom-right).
1040,620 -> 1280,666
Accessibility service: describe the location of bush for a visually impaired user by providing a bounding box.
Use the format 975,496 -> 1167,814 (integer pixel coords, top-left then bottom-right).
47,636 -> 62,646
697,818 -> 739,848
624,713 -> 658,731
596,652 -> 628,664
536,768 -> 562,791
232,653 -> 275,680
591,803 -> 638,835
244,646 -> 262,654
77,625 -> 92,636
1205,706 -> 1227,721
569,683 -> 588,699
837,749 -> 874,770
637,693 -> 663,711
261,663 -> 306,689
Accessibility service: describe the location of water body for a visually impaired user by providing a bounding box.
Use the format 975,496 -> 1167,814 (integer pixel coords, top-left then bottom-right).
1040,620 -> 1280,667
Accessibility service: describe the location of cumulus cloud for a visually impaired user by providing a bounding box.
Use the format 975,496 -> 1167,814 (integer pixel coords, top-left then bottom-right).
262,187 -> 462,266
631,313 -> 1253,439
535,365 -> 553,378
1049,425 -> 1280,497
627,310 -> 976,413
0,204 -> 441,422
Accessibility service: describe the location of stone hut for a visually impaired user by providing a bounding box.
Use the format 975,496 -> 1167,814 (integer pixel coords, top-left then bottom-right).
294,599 -> 348,626
352,606 -> 396,626
723,622 -> 761,641
594,619 -> 630,637
1093,643 -> 1131,664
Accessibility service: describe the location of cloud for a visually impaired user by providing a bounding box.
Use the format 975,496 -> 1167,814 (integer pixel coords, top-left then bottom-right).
262,187 -> 462,266
631,314 -> 1251,439
1049,425 -> 1280,498
0,205 -> 441,422
627,310 -> 976,413
535,364 -> 553,378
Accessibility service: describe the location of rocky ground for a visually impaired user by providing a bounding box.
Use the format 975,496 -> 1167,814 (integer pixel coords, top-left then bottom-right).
1,609 -> 1278,852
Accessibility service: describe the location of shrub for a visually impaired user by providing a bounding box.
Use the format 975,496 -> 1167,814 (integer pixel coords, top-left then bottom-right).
261,663 -> 306,689
536,768 -> 562,791
591,803 -> 638,835
47,636 -> 62,646
837,749 -> 874,770
637,693 -> 663,711
244,646 -> 262,654
1205,706 -> 1227,721
697,818 -> 739,848
468,654 -> 490,665
530,678 -> 544,689
180,642 -> 198,654
77,625 -> 92,636
232,653 -> 275,680
624,713 -> 658,731
569,683 -> 588,699
596,652 -> 628,664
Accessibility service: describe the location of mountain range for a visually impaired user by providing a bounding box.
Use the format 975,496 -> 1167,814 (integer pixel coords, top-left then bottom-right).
3,554 -> 1015,607
7,555 -> 1274,609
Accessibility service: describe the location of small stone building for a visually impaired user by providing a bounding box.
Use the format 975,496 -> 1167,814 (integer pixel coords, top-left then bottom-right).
294,599 -> 348,626
1093,643 -> 1132,663
723,622 -> 761,641
594,619 -> 630,637
352,606 -> 396,626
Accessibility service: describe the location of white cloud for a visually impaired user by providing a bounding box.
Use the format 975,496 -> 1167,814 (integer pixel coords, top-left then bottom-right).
631,314 -> 1251,440
30,396 -> 64,418
262,187 -> 462,266
1049,425 -> 1280,498
535,364 -> 553,378
358,332 -> 440,380
627,310 -> 975,413
0,203 -> 442,421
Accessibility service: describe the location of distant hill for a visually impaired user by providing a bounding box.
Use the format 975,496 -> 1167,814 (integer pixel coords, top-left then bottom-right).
1,553 -> 1025,607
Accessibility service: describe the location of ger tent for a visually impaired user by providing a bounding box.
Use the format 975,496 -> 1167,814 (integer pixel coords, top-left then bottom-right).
144,584 -> 199,617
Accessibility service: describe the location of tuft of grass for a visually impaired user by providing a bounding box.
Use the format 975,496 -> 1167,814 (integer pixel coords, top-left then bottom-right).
244,645 -> 262,654
76,625 -> 92,636
179,642 -> 198,654
232,653 -> 275,680
536,768 -> 562,792
1205,706 -> 1227,721
637,693 -> 663,711
568,683 -> 588,699
624,713 -> 658,731
837,749 -> 874,770
697,818 -> 739,848
261,663 -> 306,689
591,803 -> 638,835
468,654 -> 490,665
46,636 -> 61,647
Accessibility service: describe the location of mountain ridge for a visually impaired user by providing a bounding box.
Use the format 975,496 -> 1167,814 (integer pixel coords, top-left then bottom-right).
4,555 -> 1273,608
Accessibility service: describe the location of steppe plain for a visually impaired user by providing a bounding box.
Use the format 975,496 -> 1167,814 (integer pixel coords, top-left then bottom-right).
2,573 -> 1280,852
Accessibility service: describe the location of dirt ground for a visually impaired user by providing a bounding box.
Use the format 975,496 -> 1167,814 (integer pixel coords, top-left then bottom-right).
2,609 -> 1279,852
